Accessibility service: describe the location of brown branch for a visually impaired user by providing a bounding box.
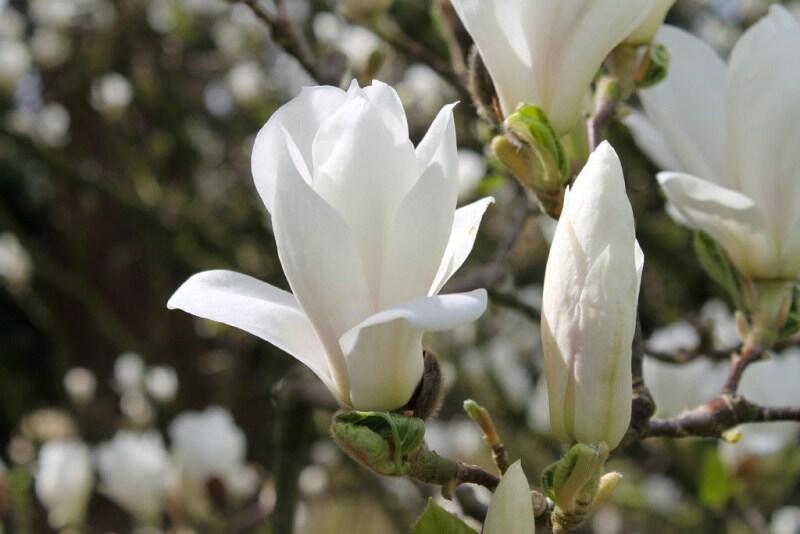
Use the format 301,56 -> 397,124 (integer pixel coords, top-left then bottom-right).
645,394 -> 800,440
723,344 -> 765,394
229,0 -> 326,84
354,16 -> 470,101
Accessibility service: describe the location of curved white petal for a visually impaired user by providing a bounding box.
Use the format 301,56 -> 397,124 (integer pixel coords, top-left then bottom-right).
431,196 -> 495,294
251,86 -> 346,213
639,26 -> 728,185
166,270 -> 341,399
626,0 -> 675,45
363,80 -> 409,141
657,171 -> 777,278
340,290 -> 488,411
533,0 -> 650,134
449,0 -> 531,119
483,461 -> 534,534
726,6 -> 800,277
311,87 -> 418,297
273,146 -> 377,403
380,104 -> 459,308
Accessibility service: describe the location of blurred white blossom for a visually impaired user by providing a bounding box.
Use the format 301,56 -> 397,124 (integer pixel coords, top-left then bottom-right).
456,148 -> 487,202
145,366 -> 178,403
63,367 -> 97,406
90,72 -> 133,118
771,506 -> 800,534
30,29 -> 71,68
0,233 -> 32,291
0,40 -> 31,92
114,352 -> 145,391
644,357 -> 726,418
96,431 -> 170,524
35,440 -> 93,529
0,7 -> 25,40
227,61 -> 266,107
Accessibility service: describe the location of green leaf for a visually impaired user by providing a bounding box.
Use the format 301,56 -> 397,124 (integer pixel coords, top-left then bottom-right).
693,232 -> 745,309
699,448 -> 732,510
413,499 -> 477,534
505,104 -> 569,186
637,43 -> 670,88
779,283 -> 800,339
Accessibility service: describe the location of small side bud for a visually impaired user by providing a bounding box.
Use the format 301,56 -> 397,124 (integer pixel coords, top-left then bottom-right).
742,281 -> 796,350
495,104 -> 569,217
636,44 -> 670,89
542,443 -> 611,534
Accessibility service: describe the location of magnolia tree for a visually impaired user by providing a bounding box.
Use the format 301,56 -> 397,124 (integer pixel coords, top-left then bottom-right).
1,0 -> 800,532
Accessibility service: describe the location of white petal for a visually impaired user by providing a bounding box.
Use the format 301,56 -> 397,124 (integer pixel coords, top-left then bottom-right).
167,270 -> 341,399
639,26 -> 728,185
430,196 -> 495,294
379,104 -> 459,308
363,80 -> 409,140
657,171 -> 776,278
273,153 -> 377,403
311,88 -> 418,297
623,111 -> 681,171
449,0 -> 531,119
251,86 -> 346,213
725,6 -> 800,277
340,290 -> 487,411
626,0 -> 676,44
527,0 -> 650,134
484,461 -> 535,534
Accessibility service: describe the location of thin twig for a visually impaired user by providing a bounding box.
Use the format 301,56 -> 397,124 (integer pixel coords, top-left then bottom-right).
645,394 -> 800,439
446,192 -> 534,293
229,0 -> 325,84
723,344 -> 765,394
354,16 -> 470,101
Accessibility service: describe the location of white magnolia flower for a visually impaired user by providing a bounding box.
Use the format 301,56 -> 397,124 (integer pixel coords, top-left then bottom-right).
541,142 -> 644,448
449,0 -> 652,133
483,461 -> 535,534
35,440 -> 93,529
628,6 -> 800,280
626,0 -> 675,44
96,431 -> 170,523
169,407 -> 248,488
169,81 -> 491,411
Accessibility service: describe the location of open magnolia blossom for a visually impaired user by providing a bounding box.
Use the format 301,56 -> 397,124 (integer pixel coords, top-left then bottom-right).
449,0 -> 652,134
169,81 -> 491,412
541,142 -> 644,449
625,0 -> 675,45
628,6 -> 800,280
483,461 -> 535,534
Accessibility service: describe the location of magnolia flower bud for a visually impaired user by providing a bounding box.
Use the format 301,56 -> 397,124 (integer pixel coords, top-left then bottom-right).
169,80 -> 491,412
450,0 -> 652,133
96,431 -> 170,524
35,440 -> 93,529
625,0 -> 675,45
541,142 -> 643,449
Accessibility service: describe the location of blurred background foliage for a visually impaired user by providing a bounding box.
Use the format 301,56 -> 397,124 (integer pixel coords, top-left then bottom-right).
1,0 -> 799,532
